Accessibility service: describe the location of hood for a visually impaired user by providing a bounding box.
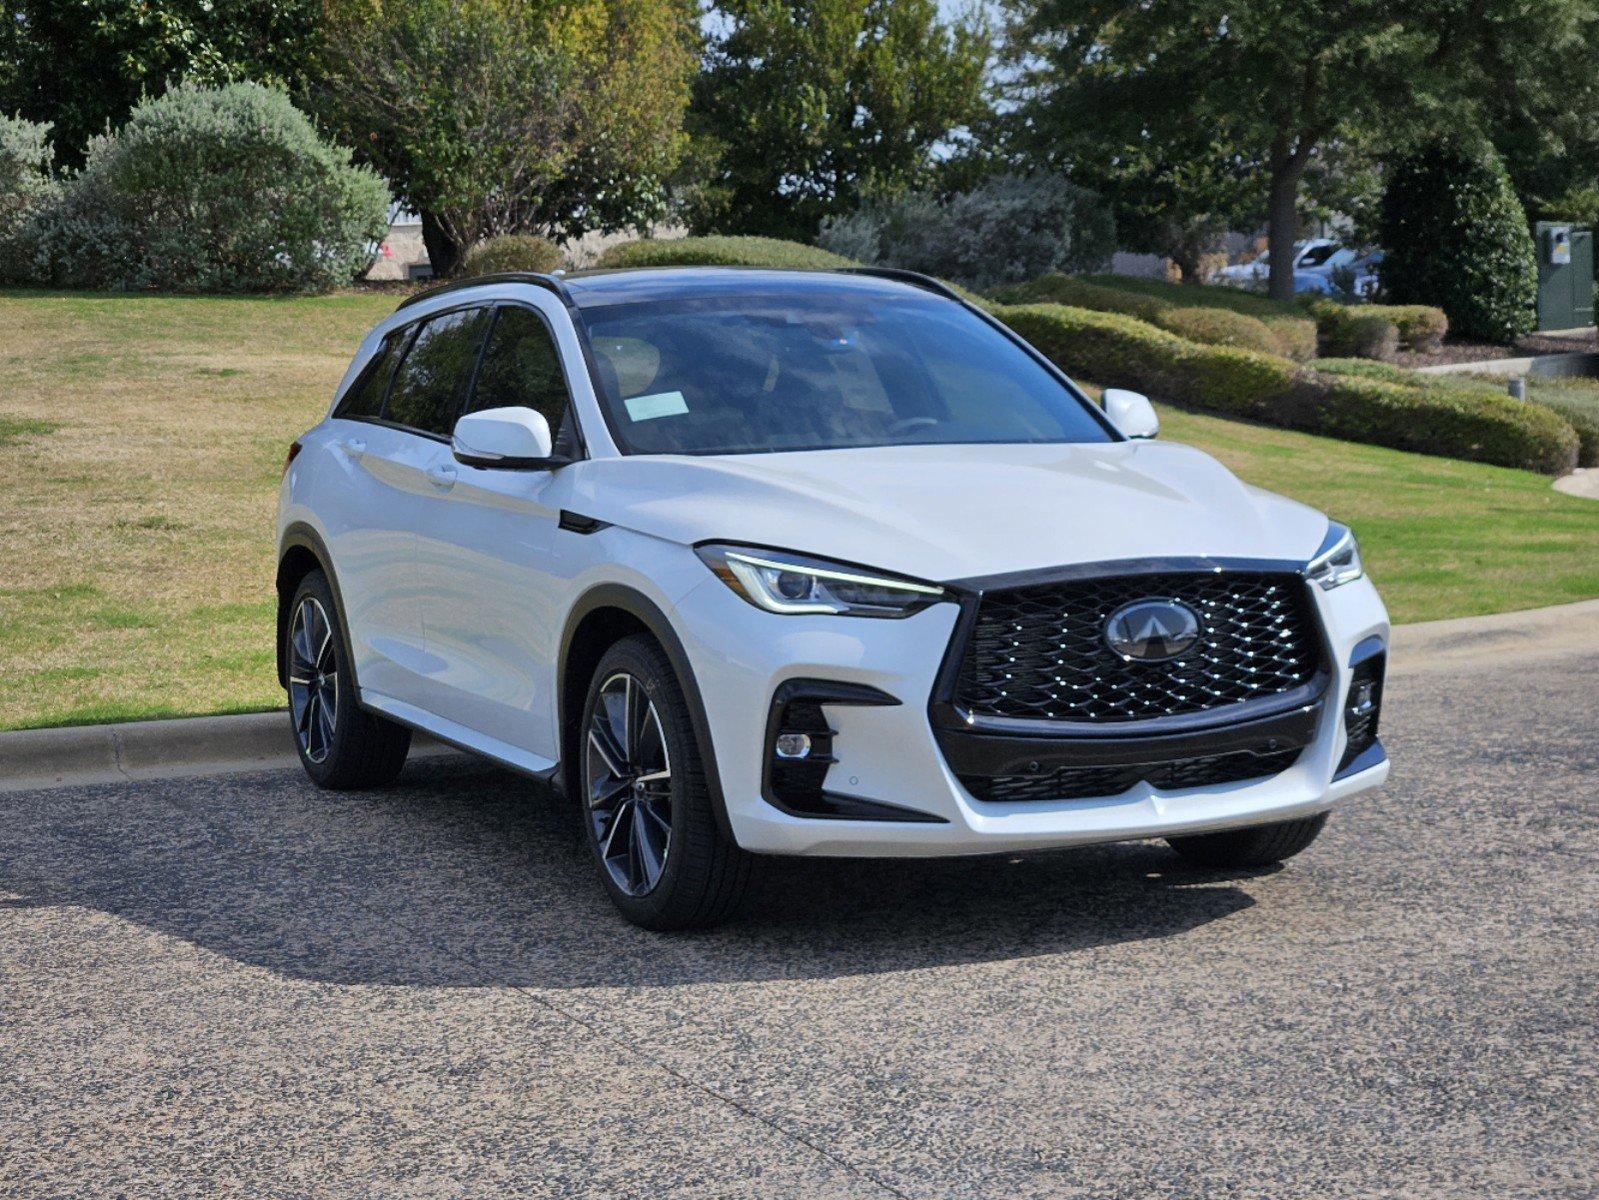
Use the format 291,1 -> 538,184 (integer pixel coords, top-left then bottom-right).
564,441 -> 1330,583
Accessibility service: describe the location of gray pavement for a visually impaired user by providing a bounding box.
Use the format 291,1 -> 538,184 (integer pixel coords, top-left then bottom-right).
2,635 -> 1595,1197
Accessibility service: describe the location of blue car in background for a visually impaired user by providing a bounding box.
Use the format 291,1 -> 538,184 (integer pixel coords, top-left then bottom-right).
1296,249 -> 1383,298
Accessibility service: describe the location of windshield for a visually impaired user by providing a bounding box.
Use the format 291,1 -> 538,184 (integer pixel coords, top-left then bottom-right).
578,291 -> 1115,456
1298,243 -> 1342,267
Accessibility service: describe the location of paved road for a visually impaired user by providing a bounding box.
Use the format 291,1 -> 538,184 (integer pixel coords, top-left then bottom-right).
3,637 -> 1595,1198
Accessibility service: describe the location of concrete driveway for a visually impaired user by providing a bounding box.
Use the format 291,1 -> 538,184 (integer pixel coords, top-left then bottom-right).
2,624 -> 1595,1198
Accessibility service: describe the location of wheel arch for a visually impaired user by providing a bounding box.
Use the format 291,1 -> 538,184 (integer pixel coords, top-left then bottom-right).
558,583 -> 736,843
276,523 -> 358,691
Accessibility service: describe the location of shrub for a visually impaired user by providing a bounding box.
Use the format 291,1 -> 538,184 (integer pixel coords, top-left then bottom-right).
990,302 -> 1577,474
0,114 -> 58,279
459,234 -> 563,277
1316,308 -> 1400,361
818,173 -> 1116,292
989,274 -> 1165,321
997,273 -> 1317,360
1081,273 -> 1296,320
1378,305 -> 1448,353
995,303 -> 1297,415
596,235 -> 854,270
1314,359 -> 1599,469
1519,384 -> 1599,468
1154,307 -> 1286,358
1378,140 -> 1537,344
1280,375 -> 1576,476
38,83 -> 389,293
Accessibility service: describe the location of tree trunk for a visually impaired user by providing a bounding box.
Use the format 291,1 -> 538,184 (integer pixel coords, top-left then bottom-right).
1266,144 -> 1308,304
420,210 -> 462,279
1172,246 -> 1204,284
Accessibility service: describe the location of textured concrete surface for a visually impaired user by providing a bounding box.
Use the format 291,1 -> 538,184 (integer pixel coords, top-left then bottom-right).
1554,466 -> 1599,501
2,638 -> 1594,1197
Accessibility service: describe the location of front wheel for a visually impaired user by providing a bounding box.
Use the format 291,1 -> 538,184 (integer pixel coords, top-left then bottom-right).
1165,813 -> 1328,869
579,635 -> 755,930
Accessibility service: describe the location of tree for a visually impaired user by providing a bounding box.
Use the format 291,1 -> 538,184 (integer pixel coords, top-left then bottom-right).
0,0 -> 316,164
1003,0 -> 1579,301
310,0 -> 695,275
685,0 -> 990,242
1379,140 -> 1537,344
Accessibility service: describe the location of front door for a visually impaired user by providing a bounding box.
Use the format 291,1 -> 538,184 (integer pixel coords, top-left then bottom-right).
409,302 -> 585,766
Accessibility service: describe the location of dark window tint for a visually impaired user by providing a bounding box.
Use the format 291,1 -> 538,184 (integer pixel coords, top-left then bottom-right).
467,306 -> 577,455
335,336 -> 399,419
581,292 -> 1113,456
383,307 -> 492,436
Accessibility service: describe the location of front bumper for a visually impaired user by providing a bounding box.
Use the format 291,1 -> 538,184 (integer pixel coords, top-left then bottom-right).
671,569 -> 1390,857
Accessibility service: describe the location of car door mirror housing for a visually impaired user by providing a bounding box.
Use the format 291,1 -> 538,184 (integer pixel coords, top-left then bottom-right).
1102,389 -> 1159,439
452,407 -> 561,468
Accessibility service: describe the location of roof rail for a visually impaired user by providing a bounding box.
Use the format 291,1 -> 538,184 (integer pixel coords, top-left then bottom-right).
836,266 -> 967,303
394,271 -> 573,313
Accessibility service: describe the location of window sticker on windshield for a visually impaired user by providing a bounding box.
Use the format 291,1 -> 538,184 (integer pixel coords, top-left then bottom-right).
625,390 -> 689,421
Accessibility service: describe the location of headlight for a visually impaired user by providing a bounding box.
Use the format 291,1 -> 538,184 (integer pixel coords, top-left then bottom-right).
1308,522 -> 1364,590
695,544 -> 945,617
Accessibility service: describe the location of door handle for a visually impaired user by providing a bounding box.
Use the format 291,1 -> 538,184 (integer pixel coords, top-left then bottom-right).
426,462 -> 457,490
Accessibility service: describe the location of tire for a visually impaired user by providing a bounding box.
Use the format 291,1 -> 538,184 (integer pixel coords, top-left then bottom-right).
284,569 -> 411,790
1165,812 -> 1328,869
578,633 -> 755,930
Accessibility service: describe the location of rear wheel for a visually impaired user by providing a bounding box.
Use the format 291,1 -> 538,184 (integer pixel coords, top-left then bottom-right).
580,634 -> 754,930
1165,813 -> 1328,869
285,569 -> 410,789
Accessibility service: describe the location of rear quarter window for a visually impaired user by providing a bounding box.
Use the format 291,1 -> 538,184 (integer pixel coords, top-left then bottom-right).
334,336 -> 400,420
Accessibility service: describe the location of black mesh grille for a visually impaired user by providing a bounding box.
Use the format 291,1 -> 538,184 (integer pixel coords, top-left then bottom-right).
953,571 -> 1321,723
961,746 -> 1303,804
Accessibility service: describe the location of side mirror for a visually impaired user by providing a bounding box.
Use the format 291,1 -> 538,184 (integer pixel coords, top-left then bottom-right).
452,406 -> 558,468
1102,389 -> 1159,439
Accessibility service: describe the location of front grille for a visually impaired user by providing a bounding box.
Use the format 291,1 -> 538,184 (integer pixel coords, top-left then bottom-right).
961,746 -> 1303,803
953,571 -> 1321,723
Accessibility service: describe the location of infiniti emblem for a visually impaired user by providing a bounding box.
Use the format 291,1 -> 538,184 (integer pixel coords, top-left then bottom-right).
1104,599 -> 1202,662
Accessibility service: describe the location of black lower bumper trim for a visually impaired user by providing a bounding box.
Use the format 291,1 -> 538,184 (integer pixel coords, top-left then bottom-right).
936,701 -> 1323,779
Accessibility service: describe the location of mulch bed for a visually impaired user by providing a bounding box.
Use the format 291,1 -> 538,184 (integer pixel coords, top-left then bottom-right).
1393,327 -> 1597,369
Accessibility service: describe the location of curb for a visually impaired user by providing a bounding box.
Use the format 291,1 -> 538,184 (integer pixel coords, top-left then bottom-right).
4,599 -> 1598,794
0,711 -> 453,794
1389,598 -> 1599,674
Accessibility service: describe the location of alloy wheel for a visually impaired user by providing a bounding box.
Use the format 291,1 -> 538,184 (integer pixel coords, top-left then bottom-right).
287,596 -> 339,764
584,672 -> 673,896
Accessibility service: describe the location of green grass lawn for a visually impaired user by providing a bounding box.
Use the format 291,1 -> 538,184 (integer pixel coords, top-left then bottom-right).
1,288 -> 1596,730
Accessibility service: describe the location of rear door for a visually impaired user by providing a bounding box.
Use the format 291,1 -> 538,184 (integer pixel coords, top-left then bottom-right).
345,304 -> 492,708
408,301 -> 582,765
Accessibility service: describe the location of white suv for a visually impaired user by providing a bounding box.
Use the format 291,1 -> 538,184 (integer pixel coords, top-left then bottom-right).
277,268 -> 1389,928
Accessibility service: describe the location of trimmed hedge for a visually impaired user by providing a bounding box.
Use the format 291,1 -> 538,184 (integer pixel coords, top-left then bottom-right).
992,302 -> 1579,474
996,273 -> 1317,361
1315,358 -> 1599,468
1316,307 -> 1399,361
1377,305 -> 1448,353
460,234 -> 563,277
1309,299 -> 1447,355
1158,307 -> 1287,358
597,235 -> 855,270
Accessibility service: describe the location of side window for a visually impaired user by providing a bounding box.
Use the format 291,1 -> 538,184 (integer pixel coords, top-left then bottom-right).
383,307 -> 492,437
466,306 -> 577,454
334,335 -> 400,420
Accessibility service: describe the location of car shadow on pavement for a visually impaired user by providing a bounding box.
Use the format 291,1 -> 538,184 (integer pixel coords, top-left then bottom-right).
0,755 -> 1269,989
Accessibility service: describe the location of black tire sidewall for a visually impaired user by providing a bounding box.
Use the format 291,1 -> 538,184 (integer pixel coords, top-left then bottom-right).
286,570 -> 358,786
578,636 -> 709,925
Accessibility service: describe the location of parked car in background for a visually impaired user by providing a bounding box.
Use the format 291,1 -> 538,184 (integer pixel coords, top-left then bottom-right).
1296,248 -> 1383,299
1215,239 -> 1343,288
276,266 -> 1391,929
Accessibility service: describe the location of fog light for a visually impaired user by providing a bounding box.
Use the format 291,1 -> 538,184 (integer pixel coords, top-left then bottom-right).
1349,679 -> 1376,717
774,732 -> 812,759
